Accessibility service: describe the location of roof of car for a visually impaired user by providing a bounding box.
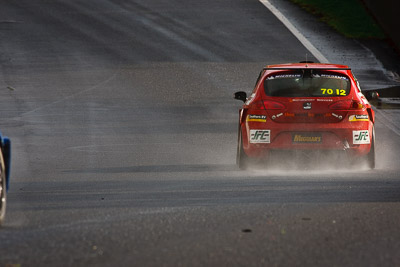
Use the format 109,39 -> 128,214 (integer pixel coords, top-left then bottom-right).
265,62 -> 350,70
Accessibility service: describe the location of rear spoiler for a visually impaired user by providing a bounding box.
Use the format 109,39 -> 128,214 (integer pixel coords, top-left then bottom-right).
263,68 -> 351,70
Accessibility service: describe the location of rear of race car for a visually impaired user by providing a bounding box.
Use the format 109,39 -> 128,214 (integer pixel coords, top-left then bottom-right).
236,63 -> 375,169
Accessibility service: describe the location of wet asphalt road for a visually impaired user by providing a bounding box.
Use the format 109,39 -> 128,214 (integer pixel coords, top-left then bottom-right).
0,0 -> 400,266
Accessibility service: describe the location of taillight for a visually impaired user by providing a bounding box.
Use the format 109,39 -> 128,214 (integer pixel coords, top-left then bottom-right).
351,101 -> 365,109
250,101 -> 265,110
329,100 -> 352,110
263,100 -> 285,110
329,100 -> 365,110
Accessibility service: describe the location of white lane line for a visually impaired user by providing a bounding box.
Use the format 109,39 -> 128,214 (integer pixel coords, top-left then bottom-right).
18,69 -> 119,118
138,15 -> 224,61
259,0 -> 330,63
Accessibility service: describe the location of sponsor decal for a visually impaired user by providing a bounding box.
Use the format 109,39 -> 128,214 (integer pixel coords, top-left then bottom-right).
291,99 -> 315,102
292,133 -> 322,143
303,102 -> 312,110
349,114 -> 369,122
271,113 -> 283,120
332,113 -> 343,119
247,115 -> 267,122
318,74 -> 349,80
353,130 -> 370,144
249,130 -> 270,143
267,74 -> 301,80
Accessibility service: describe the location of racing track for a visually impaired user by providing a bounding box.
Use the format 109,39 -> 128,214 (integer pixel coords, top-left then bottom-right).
0,0 -> 400,266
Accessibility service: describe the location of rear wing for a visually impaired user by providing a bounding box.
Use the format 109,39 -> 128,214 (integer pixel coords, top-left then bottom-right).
263,67 -> 351,70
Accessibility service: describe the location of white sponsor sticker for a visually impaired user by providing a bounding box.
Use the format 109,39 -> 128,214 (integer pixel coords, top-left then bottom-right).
249,130 -> 270,143
267,74 -> 301,80
349,114 -> 369,122
353,130 -> 370,144
247,115 -> 267,122
319,74 -> 349,80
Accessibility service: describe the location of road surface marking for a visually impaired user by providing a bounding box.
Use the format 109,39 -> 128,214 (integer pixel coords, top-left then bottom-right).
259,0 -> 329,63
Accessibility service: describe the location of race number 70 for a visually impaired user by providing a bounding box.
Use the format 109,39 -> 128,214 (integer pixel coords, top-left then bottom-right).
321,88 -> 346,96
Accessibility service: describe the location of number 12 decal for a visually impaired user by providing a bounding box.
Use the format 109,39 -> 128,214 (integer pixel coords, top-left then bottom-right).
321,88 -> 346,96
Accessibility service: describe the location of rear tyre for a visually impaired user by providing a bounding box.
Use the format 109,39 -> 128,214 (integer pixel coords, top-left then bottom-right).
236,127 -> 249,170
0,149 -> 6,225
366,127 -> 376,169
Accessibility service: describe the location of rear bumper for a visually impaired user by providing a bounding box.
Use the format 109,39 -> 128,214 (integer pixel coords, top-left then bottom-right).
242,120 -> 373,158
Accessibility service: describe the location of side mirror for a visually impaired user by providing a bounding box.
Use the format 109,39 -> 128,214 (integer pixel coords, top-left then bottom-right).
365,91 -> 379,101
234,91 -> 247,102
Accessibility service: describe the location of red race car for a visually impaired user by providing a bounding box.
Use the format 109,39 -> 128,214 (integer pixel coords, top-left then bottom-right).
234,62 -> 379,170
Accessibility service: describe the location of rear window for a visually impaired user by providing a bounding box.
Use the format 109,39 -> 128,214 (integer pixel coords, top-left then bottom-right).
264,71 -> 351,97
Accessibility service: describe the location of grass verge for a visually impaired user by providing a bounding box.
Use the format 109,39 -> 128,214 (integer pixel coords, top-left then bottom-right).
289,0 -> 385,39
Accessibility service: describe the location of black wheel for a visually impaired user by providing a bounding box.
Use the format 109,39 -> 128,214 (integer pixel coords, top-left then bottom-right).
366,126 -> 376,169
237,127 -> 249,170
0,149 -> 6,225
